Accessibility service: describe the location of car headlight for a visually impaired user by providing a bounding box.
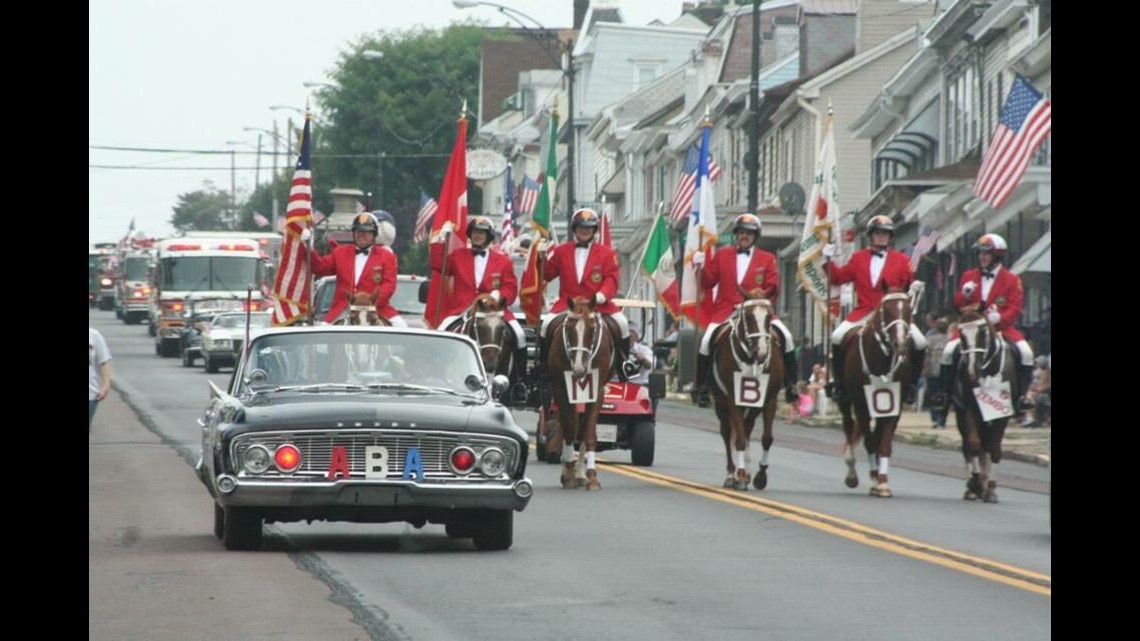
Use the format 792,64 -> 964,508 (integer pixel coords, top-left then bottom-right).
242,445 -> 271,474
210,338 -> 232,349
478,447 -> 507,477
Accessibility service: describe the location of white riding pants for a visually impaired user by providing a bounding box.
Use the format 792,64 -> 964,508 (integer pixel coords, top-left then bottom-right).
699,318 -> 794,356
831,317 -> 926,349
541,310 -> 628,339
441,313 -> 526,346
942,337 -> 1033,365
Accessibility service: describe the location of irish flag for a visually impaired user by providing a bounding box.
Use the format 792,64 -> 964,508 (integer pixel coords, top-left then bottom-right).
640,214 -> 679,317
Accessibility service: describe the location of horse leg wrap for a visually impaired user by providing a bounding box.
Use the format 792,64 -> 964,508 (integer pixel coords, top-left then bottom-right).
585,451 -> 596,470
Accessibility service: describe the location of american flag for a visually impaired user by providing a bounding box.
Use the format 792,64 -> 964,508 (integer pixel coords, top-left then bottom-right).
910,224 -> 940,271
253,212 -> 269,228
413,191 -> 438,243
355,201 -> 365,214
271,117 -> 314,326
516,175 -> 541,215
669,144 -> 723,223
973,74 -> 1051,209
501,163 -> 515,247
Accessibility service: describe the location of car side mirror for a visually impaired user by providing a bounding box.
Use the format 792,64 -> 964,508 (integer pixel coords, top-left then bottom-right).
418,281 -> 431,304
490,374 -> 511,399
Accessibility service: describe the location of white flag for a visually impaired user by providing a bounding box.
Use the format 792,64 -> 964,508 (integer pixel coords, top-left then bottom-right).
796,114 -> 845,323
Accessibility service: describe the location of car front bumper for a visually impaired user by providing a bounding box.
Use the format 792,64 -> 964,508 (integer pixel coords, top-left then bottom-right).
213,476 -> 534,512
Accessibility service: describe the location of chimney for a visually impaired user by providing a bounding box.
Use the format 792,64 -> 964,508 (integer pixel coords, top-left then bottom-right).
574,0 -> 588,30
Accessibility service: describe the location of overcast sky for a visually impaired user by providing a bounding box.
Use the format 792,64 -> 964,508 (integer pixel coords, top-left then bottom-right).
88,0 -> 697,245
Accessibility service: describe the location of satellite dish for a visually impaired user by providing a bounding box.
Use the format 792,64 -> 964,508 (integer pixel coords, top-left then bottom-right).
778,183 -> 806,216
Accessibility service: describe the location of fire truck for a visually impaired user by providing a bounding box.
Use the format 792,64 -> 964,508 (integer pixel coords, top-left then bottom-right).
113,237 -> 157,325
150,237 -> 266,357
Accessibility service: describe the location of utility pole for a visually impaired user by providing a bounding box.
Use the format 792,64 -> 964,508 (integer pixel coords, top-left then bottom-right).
230,149 -> 237,228
254,134 -> 262,188
747,0 -> 762,214
565,38 -> 576,229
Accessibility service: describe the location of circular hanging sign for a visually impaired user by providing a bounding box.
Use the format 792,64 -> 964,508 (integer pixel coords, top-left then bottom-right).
467,149 -> 508,180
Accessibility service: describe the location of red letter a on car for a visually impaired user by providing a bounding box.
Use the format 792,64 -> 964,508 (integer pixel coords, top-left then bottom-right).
327,446 -> 351,479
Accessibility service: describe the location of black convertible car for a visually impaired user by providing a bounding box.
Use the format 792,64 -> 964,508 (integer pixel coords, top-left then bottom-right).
196,325 -> 533,551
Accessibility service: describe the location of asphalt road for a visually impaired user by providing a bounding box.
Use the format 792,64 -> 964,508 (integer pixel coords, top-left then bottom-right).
91,309 -> 1050,640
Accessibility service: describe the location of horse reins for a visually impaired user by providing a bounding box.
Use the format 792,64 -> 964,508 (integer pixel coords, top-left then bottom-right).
561,310 -> 604,368
858,293 -> 911,381
728,299 -> 773,374
462,308 -> 511,368
958,317 -> 1007,379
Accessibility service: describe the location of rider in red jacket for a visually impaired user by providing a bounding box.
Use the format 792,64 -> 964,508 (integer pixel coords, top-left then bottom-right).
690,213 -> 798,407
935,233 -> 1036,411
822,215 -> 927,404
435,216 -> 527,386
536,208 -> 637,380
310,212 -> 405,325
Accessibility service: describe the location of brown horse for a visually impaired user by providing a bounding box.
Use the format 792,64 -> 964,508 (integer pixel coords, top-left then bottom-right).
950,307 -> 1017,503
448,293 -> 517,379
709,291 -> 785,490
335,291 -> 391,326
546,296 -> 614,491
836,289 -> 916,498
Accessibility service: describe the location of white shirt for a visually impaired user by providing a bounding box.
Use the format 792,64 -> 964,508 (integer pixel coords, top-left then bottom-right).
869,249 -> 886,286
735,248 -> 752,285
574,244 -> 591,284
353,246 -> 372,285
89,328 -> 112,401
980,264 -> 1001,301
473,250 -> 489,287
629,342 -> 654,384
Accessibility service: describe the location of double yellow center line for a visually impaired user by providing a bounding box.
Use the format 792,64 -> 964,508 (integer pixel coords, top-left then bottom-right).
599,462 -> 1051,597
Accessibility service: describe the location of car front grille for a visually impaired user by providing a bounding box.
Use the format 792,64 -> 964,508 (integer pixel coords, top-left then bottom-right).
231,429 -> 519,482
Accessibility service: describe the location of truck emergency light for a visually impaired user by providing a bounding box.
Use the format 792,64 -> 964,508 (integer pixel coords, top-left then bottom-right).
166,244 -> 202,251
216,243 -> 256,251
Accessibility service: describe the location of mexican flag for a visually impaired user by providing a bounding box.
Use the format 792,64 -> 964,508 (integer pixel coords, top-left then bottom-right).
640,214 -> 679,317
519,108 -> 559,326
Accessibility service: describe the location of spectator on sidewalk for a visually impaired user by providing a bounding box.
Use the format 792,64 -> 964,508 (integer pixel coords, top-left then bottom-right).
808,363 -> 828,417
1022,355 -> 1050,427
90,327 -> 113,432
924,317 -> 949,428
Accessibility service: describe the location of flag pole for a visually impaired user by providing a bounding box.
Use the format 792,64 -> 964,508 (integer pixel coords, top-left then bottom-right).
823,104 -> 834,388
626,203 -> 661,299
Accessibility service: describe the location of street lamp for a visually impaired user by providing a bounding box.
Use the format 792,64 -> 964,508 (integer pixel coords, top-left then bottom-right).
302,80 -> 337,89
453,0 -> 576,227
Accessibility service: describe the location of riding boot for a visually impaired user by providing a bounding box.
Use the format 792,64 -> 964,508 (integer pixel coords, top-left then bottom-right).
783,350 -> 798,403
827,348 -> 844,401
613,337 -> 632,382
1017,364 -> 1036,411
692,353 -> 712,408
904,348 -> 925,406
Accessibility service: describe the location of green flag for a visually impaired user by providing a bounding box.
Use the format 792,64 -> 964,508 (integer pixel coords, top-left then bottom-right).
531,110 -> 559,238
640,214 -> 680,317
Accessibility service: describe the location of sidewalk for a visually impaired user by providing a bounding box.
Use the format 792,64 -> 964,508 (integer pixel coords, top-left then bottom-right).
665,390 -> 1050,467
89,389 -> 368,641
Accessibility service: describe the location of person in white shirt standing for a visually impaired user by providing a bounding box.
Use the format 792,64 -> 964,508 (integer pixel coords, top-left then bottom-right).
89,327 -> 113,432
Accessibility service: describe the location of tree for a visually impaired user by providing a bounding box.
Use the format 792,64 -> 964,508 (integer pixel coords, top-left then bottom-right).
170,181 -> 235,233
315,22 -> 486,271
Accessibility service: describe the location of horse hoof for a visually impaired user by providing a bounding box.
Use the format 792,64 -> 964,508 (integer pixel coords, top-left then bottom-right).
586,479 -> 601,491
844,475 -> 859,489
723,477 -> 736,489
963,490 -> 980,501
983,492 -> 999,504
734,480 -> 750,491
967,474 -> 984,496
871,486 -> 893,498
752,470 -> 768,490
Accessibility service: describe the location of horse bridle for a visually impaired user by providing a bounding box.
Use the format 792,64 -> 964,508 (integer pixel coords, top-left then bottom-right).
462,308 -> 511,368
728,299 -> 773,373
958,317 -> 1007,380
858,293 -> 911,380
561,309 -> 604,368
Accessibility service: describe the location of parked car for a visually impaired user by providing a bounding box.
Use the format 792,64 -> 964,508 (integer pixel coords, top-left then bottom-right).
195,325 -> 532,551
201,311 -> 272,373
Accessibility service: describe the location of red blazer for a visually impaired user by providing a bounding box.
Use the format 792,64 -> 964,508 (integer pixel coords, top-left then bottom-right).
827,248 -> 913,322
311,244 -> 398,322
544,241 -> 620,314
952,266 -> 1025,341
435,247 -> 519,320
701,246 -> 780,324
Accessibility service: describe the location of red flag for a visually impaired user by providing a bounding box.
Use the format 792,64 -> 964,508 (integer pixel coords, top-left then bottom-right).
519,241 -> 549,327
599,208 -> 612,248
424,116 -> 469,328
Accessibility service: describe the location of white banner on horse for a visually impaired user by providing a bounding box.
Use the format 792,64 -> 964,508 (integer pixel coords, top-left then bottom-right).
863,381 -> 901,418
564,370 -> 601,404
733,372 -> 770,408
973,377 -> 1014,421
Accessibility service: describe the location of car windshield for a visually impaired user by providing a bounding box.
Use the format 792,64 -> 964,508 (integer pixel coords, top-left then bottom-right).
122,257 -> 150,281
213,313 -> 271,329
392,279 -> 426,315
239,331 -> 483,395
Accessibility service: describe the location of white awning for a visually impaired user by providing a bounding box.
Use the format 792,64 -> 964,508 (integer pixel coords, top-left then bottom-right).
1010,230 -> 1050,275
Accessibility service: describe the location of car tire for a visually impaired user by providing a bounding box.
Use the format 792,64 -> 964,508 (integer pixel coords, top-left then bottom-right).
213,503 -> 225,540
222,507 -> 262,551
445,520 -> 475,540
471,509 -> 513,551
115,308 -> 123,320
182,348 -> 194,367
631,421 -> 655,467
205,354 -> 219,373
155,341 -> 162,356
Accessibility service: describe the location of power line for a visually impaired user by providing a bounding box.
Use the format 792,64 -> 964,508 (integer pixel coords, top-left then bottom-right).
89,144 -> 449,159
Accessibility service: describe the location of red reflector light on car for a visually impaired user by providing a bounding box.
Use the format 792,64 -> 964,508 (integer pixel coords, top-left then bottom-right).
275,444 -> 301,472
246,301 -> 261,311
449,447 -> 476,474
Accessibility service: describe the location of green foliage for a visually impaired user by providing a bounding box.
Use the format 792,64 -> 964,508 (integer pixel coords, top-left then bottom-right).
170,181 -> 236,233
